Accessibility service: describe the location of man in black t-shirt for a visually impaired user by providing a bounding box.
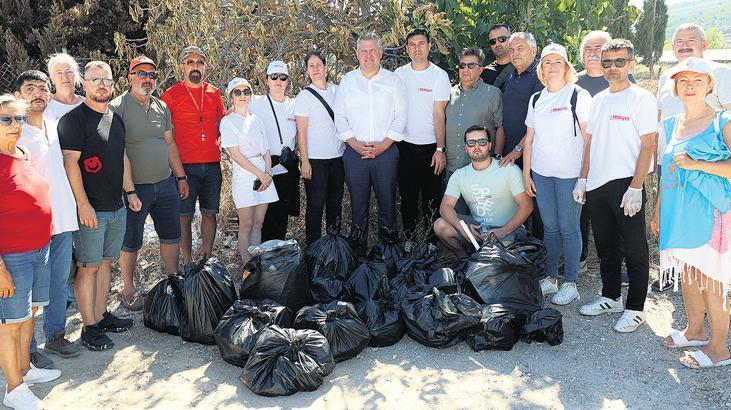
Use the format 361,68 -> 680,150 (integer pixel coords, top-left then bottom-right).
481,24 -> 515,90
59,61 -> 141,352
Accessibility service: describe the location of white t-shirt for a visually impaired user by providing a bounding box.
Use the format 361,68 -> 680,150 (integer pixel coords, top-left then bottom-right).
44,98 -> 84,123
248,95 -> 296,154
220,112 -> 270,173
586,84 -> 659,191
524,84 -> 591,178
18,121 -> 78,235
394,63 -> 451,144
294,84 -> 344,159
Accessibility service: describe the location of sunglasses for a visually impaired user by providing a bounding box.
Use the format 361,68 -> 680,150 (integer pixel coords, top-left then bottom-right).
231,88 -> 252,96
86,78 -> 114,87
601,58 -> 629,68
0,115 -> 27,126
488,36 -> 509,46
131,70 -> 158,80
465,138 -> 490,147
458,62 -> 480,70
268,73 -> 289,81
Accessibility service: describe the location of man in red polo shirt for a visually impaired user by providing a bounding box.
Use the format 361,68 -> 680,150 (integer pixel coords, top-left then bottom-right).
161,46 -> 225,264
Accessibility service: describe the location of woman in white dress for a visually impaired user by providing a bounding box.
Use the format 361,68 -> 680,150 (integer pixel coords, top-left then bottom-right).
220,78 -> 278,263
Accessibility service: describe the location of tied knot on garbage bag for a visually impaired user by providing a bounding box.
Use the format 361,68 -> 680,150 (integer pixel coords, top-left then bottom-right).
294,301 -> 370,362
306,220 -> 355,303
143,273 -> 187,336
368,226 -> 406,276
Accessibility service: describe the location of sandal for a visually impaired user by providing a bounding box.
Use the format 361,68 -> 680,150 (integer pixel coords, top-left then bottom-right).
120,291 -> 144,311
680,350 -> 731,369
663,331 -> 709,349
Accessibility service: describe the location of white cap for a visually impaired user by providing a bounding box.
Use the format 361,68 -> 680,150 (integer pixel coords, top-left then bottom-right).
266,60 -> 289,75
226,77 -> 251,96
668,57 -> 715,79
540,43 -> 569,62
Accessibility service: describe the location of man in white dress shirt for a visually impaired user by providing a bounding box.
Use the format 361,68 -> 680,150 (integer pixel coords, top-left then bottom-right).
334,32 -> 407,249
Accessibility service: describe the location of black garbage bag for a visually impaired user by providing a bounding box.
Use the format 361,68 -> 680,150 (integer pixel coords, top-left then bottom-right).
240,240 -> 314,312
401,286 -> 482,348
522,308 -> 564,346
143,274 -> 187,336
294,301 -> 371,362
180,258 -> 238,345
368,227 -> 405,277
397,242 -> 438,274
306,226 -> 356,303
506,238 -> 548,277
347,225 -> 368,257
348,260 -> 389,303
355,298 -> 405,347
389,267 -> 459,305
466,304 -> 527,351
464,240 -> 543,314
241,325 -> 335,396
213,299 -> 293,367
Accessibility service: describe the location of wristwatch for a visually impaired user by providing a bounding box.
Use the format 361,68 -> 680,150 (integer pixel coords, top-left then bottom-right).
436,147 -> 446,153
513,145 -> 523,153
176,175 -> 187,181
125,190 -> 137,197
265,169 -> 273,177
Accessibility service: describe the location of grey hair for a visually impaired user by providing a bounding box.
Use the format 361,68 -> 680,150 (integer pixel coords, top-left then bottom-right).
357,32 -> 382,49
0,94 -> 29,115
579,30 -> 612,60
509,32 -> 537,48
673,23 -> 706,42
47,53 -> 82,87
83,61 -> 112,77
601,38 -> 635,60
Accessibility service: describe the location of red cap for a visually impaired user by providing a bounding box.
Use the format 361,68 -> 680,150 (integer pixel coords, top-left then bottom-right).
129,55 -> 157,72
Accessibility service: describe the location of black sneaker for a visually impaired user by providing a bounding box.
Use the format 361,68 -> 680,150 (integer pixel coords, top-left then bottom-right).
98,311 -> 133,333
80,325 -> 114,351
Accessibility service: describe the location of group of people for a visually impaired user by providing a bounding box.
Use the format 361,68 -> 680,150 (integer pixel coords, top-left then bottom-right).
0,21 -> 729,409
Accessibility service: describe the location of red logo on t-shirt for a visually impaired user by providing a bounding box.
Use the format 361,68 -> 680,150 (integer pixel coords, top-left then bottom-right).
418,87 -> 433,92
83,156 -> 103,174
551,107 -> 569,113
611,114 -> 631,121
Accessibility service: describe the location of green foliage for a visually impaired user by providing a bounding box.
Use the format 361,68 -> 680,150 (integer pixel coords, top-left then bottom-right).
666,0 -> 731,40
634,0 -> 668,73
706,27 -> 726,49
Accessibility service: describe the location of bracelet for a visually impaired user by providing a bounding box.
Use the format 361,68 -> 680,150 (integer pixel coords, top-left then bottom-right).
125,190 -> 137,196
176,175 -> 187,181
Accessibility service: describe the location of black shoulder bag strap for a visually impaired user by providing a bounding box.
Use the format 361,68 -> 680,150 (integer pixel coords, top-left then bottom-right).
266,94 -> 283,145
570,85 -> 580,137
493,63 -> 515,89
304,87 -> 334,121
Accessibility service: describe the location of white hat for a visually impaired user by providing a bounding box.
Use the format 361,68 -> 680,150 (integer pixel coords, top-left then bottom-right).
226,77 -> 251,96
266,60 -> 289,76
668,57 -> 714,79
540,43 -> 569,62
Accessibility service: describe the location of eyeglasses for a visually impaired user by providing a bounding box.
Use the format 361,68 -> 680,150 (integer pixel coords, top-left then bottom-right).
85,78 -> 114,87
465,138 -> 490,147
231,88 -> 252,96
0,115 -> 27,126
601,58 -> 629,68
458,62 -> 480,70
130,70 -> 158,80
488,36 -> 509,46
268,73 -> 289,81
185,60 -> 205,67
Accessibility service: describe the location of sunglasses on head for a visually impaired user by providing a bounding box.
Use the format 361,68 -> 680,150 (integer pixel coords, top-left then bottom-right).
458,62 -> 480,70
489,36 -> 509,46
131,70 -> 158,80
231,88 -> 252,96
0,115 -> 27,126
269,73 -> 289,81
465,138 -> 490,147
601,58 -> 629,68
86,78 -> 114,87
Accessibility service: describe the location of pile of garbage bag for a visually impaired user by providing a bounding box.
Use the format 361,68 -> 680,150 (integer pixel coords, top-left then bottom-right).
294,301 -> 370,362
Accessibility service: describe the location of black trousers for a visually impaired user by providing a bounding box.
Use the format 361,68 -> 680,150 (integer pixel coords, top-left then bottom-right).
303,157 -> 345,245
516,160 -> 543,240
586,177 -> 649,311
580,206 -> 590,261
397,141 -> 442,239
262,170 -> 300,242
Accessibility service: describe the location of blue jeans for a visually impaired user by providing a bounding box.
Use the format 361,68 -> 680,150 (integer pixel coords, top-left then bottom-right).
122,175 -> 181,252
0,243 -> 50,324
31,232 -> 73,352
533,172 -> 582,281
73,207 -> 127,266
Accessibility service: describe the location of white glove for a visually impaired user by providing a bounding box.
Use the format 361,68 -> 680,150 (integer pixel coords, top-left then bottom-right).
572,178 -> 587,204
620,187 -> 643,217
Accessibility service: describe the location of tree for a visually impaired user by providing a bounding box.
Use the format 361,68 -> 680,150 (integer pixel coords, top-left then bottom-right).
634,0 -> 668,75
706,27 -> 726,49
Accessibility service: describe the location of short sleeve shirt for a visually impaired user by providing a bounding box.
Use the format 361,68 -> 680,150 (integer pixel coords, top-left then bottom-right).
58,103 -> 126,211
220,112 -> 270,174
501,60 -> 544,155
249,95 -> 297,155
161,82 -> 225,164
445,80 -> 503,172
481,61 -> 514,90
445,160 -> 525,227
394,63 -> 451,144
109,91 -> 173,184
294,84 -> 344,159
44,98 -> 83,123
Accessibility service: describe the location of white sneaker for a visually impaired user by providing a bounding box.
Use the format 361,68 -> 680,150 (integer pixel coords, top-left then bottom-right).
540,277 -> 559,295
579,296 -> 624,316
578,259 -> 588,274
613,309 -> 646,333
3,383 -> 42,410
23,363 -> 61,384
551,282 -> 580,305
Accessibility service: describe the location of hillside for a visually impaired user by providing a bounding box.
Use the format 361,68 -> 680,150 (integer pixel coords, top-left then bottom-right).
666,0 -> 731,37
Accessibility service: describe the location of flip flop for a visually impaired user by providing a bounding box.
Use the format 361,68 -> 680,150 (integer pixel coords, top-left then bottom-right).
663,331 -> 710,348
681,350 -> 731,369
120,291 -> 144,311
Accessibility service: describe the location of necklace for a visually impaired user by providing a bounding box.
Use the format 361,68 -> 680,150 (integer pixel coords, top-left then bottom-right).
184,82 -> 206,141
